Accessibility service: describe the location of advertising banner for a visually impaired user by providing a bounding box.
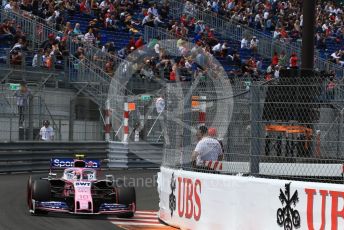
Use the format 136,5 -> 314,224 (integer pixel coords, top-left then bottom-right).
158,167 -> 344,230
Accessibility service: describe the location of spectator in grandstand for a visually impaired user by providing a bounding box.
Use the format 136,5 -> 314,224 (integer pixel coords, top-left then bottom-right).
289,53 -> 298,69
104,61 -> 114,75
330,50 -> 344,66
272,51 -> 279,66
250,36 -> 259,53
74,46 -> 85,60
32,48 -> 44,67
10,49 -> 22,65
0,19 -> 14,43
154,15 -> 165,28
71,23 -> 83,39
194,20 -> 205,34
4,0 -> 13,11
192,126 -> 223,168
274,65 -> 281,79
265,64 -> 274,81
212,41 -> 222,55
10,38 -> 28,53
278,51 -> 288,67
148,3 -> 159,17
14,82 -> 31,128
326,77 -> 336,101
84,28 -> 96,44
63,22 -> 73,36
158,1 -> 169,19
142,13 -> 154,27
40,33 -> 58,50
240,36 -> 249,49
183,1 -> 195,18
42,48 -> 53,69
135,36 -> 144,49
227,49 -> 241,67
39,120 -> 54,141
117,46 -> 129,59
220,41 -> 229,57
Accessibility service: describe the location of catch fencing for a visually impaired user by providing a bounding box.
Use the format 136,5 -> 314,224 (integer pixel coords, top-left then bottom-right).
163,68 -> 344,184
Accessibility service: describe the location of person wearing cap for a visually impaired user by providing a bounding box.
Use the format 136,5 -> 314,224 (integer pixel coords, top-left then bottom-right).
208,127 -> 224,160
39,120 -> 54,141
40,33 -> 58,50
192,126 -> 222,169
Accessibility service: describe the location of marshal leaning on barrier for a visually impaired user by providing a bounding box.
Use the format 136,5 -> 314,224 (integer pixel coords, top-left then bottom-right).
191,126 -> 223,170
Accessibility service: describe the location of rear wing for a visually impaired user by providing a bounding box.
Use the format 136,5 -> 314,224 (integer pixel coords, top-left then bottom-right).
51,158 -> 101,169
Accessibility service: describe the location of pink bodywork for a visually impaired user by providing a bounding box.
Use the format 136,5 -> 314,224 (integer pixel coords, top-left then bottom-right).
62,168 -> 97,213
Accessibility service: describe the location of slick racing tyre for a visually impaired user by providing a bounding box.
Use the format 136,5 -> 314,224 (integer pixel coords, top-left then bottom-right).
31,179 -> 51,215
116,186 -> 136,218
27,175 -> 41,209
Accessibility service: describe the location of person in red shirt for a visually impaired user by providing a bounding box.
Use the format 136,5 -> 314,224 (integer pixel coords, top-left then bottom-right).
280,27 -> 288,38
272,51 -> 279,66
128,36 -> 135,48
135,36 -> 143,49
169,64 -> 177,81
180,14 -> 188,26
289,53 -> 298,68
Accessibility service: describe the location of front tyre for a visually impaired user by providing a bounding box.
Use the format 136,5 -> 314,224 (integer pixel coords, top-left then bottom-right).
116,186 -> 136,218
27,175 -> 41,209
30,179 -> 51,215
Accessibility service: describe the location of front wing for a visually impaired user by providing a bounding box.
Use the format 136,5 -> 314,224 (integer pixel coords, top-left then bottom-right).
32,200 -> 135,215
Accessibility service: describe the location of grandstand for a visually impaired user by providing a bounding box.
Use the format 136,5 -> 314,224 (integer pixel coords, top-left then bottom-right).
0,0 -> 343,177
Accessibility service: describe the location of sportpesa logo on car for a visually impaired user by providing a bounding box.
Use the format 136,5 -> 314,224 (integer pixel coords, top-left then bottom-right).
51,158 -> 100,168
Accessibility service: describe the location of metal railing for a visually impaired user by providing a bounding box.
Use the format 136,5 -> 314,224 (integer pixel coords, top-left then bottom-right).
168,0 -> 344,79
0,9 -> 131,108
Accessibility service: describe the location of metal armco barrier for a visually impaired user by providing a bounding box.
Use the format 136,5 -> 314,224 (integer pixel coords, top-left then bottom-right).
0,142 -> 108,172
0,141 -> 163,172
128,143 -> 163,168
108,142 -> 163,169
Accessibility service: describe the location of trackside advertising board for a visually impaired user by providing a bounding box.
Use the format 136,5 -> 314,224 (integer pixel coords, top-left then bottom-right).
158,167 -> 344,230
51,158 -> 100,168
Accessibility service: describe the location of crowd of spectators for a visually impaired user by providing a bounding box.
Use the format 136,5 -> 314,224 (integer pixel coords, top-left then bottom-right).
0,0 -> 343,79
183,0 -> 344,66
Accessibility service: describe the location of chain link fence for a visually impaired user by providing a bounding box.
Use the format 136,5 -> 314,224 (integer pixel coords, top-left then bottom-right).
0,84 -> 104,141
163,67 -> 344,183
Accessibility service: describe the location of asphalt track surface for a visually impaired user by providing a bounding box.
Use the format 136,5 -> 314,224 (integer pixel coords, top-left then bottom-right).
0,169 -> 160,230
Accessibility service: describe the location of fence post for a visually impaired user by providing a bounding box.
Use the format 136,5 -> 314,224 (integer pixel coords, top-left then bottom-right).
182,81 -> 192,169
198,96 -> 206,127
337,109 -> 343,158
28,95 -> 34,140
104,100 -> 111,141
123,102 -> 129,143
250,83 -> 261,174
69,98 -> 75,141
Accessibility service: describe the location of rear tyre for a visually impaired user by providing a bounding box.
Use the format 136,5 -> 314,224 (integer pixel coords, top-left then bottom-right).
116,186 -> 136,218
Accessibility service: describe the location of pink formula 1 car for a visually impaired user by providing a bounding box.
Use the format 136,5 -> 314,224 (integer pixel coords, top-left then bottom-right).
27,156 -> 136,217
